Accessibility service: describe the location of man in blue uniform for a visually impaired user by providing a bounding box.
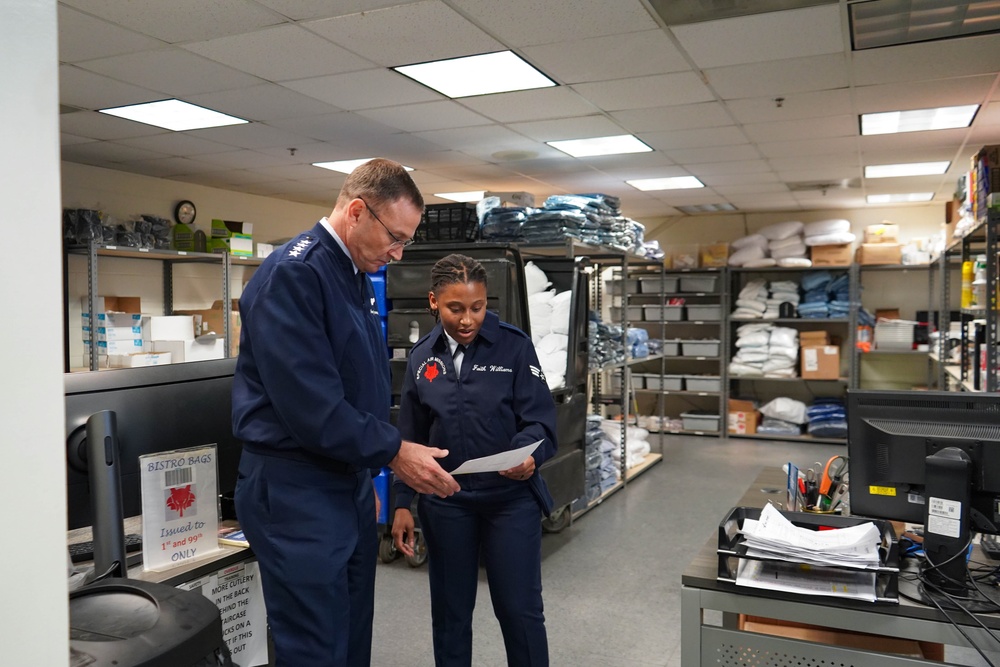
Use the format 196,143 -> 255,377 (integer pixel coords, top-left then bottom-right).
232,158 -> 460,666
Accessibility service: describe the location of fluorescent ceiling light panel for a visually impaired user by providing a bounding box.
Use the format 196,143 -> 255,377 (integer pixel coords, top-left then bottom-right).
434,191 -> 485,203
676,203 -> 738,214
627,176 -> 704,191
394,51 -> 556,98
864,161 -> 950,178
867,193 -> 934,204
97,99 -> 248,131
861,105 -> 979,135
547,135 -> 652,158
312,158 -> 414,174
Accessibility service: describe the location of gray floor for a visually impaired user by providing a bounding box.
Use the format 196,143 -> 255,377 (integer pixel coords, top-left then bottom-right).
370,435 -> 849,666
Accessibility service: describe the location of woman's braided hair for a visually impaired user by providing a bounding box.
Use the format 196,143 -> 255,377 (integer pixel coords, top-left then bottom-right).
429,254 -> 488,317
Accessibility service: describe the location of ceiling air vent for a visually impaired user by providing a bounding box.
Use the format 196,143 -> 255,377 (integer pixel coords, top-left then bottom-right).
786,178 -> 861,194
648,0 -> 836,26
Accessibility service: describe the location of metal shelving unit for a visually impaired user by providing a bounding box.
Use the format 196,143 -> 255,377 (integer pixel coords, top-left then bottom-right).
64,241 -> 260,371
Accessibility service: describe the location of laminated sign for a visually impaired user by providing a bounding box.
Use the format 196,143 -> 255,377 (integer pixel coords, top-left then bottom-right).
140,444 -> 221,571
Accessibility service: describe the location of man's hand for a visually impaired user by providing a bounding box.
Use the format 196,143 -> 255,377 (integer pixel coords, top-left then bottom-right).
500,455 -> 536,481
372,479 -> 381,522
389,440 -> 460,498
391,508 -> 416,557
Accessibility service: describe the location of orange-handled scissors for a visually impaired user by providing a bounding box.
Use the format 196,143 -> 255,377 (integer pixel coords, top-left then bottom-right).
820,455 -> 848,496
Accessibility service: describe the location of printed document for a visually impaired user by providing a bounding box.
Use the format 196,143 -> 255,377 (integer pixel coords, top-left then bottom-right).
450,440 -> 542,475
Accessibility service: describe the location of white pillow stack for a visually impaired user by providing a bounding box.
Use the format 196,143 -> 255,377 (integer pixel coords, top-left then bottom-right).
524,261 -> 568,390
728,221 -> 813,267
803,219 -> 855,247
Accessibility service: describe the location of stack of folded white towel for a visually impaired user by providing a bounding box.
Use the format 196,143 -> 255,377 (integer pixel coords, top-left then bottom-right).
728,221 -> 813,268
803,219 -> 856,247
765,280 -> 800,319
525,261 -> 570,391
729,324 -> 800,378
732,279 -> 768,319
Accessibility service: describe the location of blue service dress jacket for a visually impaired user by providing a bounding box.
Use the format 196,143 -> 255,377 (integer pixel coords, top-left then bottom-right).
232,222 -> 399,469
394,310 -> 558,514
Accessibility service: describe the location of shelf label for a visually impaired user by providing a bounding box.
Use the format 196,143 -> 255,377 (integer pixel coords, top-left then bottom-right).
139,248 -> 149,252
178,250 -> 188,255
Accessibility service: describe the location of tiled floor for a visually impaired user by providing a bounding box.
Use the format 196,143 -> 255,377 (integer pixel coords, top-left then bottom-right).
370,434 -> 850,666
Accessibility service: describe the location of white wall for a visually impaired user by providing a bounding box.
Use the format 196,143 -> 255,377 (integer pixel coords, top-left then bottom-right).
1,1 -> 68,663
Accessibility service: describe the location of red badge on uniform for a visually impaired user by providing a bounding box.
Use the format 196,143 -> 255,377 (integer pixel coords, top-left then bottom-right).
424,361 -> 440,382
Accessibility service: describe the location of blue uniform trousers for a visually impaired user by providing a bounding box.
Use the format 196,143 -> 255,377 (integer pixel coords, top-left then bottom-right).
418,484 -> 548,667
235,449 -> 377,667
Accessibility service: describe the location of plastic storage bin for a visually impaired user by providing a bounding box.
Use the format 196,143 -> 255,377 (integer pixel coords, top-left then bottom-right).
684,304 -> 721,321
643,304 -> 683,321
679,275 -> 718,293
604,279 -> 638,295
684,375 -> 721,392
681,411 -> 721,432
609,305 -> 643,322
414,203 -> 479,243
680,339 -> 721,357
638,275 -> 679,293
661,339 -> 682,356
643,374 -> 684,391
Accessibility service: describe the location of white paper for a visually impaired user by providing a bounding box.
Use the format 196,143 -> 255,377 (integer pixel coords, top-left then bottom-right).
736,558 -> 877,603
740,504 -> 882,568
450,440 -> 542,475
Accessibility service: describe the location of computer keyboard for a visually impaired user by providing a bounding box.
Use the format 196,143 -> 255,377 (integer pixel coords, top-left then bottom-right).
981,535 -> 1000,561
69,533 -> 143,563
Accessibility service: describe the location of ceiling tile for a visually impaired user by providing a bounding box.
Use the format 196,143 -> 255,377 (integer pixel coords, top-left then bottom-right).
852,33 -> 1000,87
572,72 -> 714,112
60,110 -> 168,140
182,25 -> 373,81
190,149 -> 298,170
640,126 -> 748,151
700,171 -> 783,187
769,154 -> 858,172
508,116 -> 625,142
584,151 -> 676,173
757,136 -> 858,159
403,151 -> 489,170
522,30 -> 690,84
706,53 -> 848,100
688,160 -> 773,176
611,102 -> 733,133
77,49 -> 264,97
666,144 -> 761,163
281,69 -> 441,110
726,88 -> 852,124
59,65 -> 161,110
743,114 -> 857,142
61,133 -> 98,146
670,4 -> 843,68
267,112 -> 399,144
853,76 -> 996,114
712,182 -> 789,195
357,101 -> 491,133
59,0 -> 286,43
115,156 -> 231,177
186,123 -> 313,150
776,166 -> 859,182
448,0 -> 659,47
114,132 -> 234,156
58,5 -> 166,63
968,124 -> 1000,145
186,84 -> 340,122
597,163 -> 688,181
859,127 -> 972,154
458,87 -> 599,124
255,0 -> 424,21
305,1 -> 503,66
413,125 -> 543,153
61,140 -> 170,163
727,194 -> 800,210
859,146 -> 961,166
977,101 -> 1000,126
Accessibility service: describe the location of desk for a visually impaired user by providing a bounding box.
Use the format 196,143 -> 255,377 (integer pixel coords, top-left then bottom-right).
680,468 -> 1000,666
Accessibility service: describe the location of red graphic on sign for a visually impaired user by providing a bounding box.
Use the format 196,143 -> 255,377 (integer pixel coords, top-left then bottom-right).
424,361 -> 439,382
166,485 -> 196,517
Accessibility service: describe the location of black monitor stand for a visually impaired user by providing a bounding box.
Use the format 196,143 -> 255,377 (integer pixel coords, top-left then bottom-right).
85,410 -> 128,578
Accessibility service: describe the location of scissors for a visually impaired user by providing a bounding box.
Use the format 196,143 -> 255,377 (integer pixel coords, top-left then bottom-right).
820,455 -> 848,496
804,468 -> 819,507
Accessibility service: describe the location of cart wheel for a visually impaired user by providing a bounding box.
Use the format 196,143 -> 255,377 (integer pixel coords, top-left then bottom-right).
405,532 -> 428,568
378,535 -> 397,564
542,506 -> 570,534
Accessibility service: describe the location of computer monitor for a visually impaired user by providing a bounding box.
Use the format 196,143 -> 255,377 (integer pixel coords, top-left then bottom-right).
65,359 -> 243,531
847,389 -> 1000,600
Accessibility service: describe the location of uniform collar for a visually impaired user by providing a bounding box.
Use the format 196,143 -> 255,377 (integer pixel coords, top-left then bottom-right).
431,310 -> 499,351
312,221 -> 358,276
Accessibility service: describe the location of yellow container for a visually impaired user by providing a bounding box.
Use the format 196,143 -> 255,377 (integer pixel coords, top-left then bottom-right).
961,261 -> 974,308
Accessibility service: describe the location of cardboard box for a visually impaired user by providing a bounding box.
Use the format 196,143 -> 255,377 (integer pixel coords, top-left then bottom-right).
93,339 -> 146,355
727,399 -> 759,435
175,307 -> 241,355
738,616 -> 943,660
700,242 -> 729,268
798,330 -> 830,346
801,345 -> 840,379
81,296 -> 142,314
875,308 -> 900,320
211,219 -> 253,238
149,315 -> 195,341
82,312 -> 144,328
109,352 -> 172,368
857,242 -> 902,265
863,223 -> 899,244
809,244 -> 852,267
82,325 -> 147,342
152,338 -> 225,363
255,242 -> 274,258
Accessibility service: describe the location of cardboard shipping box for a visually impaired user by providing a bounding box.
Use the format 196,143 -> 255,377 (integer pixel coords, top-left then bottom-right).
863,223 -> 899,244
727,399 -> 759,435
809,244 -> 852,267
738,616 -> 943,660
798,330 -> 830,346
857,243 -> 902,265
801,345 -> 840,379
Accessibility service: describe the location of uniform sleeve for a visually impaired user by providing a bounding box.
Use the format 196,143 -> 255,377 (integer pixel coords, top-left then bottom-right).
245,261 -> 400,468
392,351 -> 429,510
510,338 -> 558,466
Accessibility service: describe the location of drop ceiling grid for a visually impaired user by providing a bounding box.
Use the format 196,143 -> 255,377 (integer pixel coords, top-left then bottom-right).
507,116 -> 627,143
280,68 -> 441,110
705,53 -> 849,100
59,66 -> 161,111
75,49 -> 265,97
185,85 -> 342,123
356,101 -> 493,133
254,0 -> 425,22
57,5 -> 165,63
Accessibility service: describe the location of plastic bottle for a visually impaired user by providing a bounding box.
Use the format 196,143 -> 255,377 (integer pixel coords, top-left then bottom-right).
971,255 -> 987,308
961,261 -> 974,308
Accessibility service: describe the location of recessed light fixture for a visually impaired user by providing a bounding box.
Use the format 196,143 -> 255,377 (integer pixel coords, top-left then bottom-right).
394,51 -> 555,98
866,193 -> 934,204
97,99 -> 248,131
864,161 -> 950,178
312,158 -> 414,174
547,135 -> 652,158
676,203 -> 738,214
627,176 -> 704,191
861,105 -> 979,135
434,191 -> 485,203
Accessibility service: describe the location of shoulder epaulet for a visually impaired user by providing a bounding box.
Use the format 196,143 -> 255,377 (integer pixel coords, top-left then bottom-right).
279,234 -> 319,262
499,321 -> 531,341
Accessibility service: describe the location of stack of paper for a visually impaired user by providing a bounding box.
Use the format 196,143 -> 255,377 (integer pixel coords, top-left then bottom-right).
735,504 -> 882,602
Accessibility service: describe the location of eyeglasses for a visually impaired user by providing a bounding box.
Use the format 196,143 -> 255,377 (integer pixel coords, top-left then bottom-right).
359,197 -> 415,249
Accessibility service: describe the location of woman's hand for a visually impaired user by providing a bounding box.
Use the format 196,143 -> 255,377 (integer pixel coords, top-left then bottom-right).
392,508 -> 417,557
500,455 -> 536,481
